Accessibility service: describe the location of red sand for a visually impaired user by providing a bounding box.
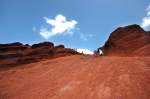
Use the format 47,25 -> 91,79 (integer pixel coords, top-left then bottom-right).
0,55 -> 150,99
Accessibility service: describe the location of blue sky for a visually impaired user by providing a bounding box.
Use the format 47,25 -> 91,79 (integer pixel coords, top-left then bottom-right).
0,0 -> 150,52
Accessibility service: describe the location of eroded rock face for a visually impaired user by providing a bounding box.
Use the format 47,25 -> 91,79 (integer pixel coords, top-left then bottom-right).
99,24 -> 150,56
31,42 -> 54,49
0,42 -> 79,66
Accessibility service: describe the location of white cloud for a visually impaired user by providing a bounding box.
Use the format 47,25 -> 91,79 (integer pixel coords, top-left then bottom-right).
40,14 -> 78,39
80,33 -> 88,41
76,48 -> 94,55
147,4 -> 150,16
146,3 -> 150,10
80,33 -> 95,41
141,3 -> 150,29
147,11 -> 150,16
141,17 -> 150,28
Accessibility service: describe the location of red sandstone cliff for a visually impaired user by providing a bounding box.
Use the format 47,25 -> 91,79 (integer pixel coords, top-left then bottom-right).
99,24 -> 150,56
0,42 -> 79,66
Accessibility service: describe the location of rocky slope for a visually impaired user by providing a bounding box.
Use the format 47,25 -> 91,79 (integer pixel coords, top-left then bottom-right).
0,42 -> 79,66
0,55 -> 149,99
99,24 -> 150,56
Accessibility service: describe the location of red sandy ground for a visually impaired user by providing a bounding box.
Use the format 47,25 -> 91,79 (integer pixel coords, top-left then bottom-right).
0,55 -> 150,99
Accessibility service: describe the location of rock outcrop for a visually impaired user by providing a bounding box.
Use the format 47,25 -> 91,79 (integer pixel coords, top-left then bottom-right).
0,42 -> 79,66
98,24 -> 150,56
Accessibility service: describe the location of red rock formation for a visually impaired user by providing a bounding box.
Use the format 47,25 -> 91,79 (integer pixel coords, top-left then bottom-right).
0,25 -> 150,99
31,42 -> 54,49
0,42 -> 79,66
99,24 -> 150,56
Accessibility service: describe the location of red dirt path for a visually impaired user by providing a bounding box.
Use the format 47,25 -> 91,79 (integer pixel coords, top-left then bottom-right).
0,55 -> 150,99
